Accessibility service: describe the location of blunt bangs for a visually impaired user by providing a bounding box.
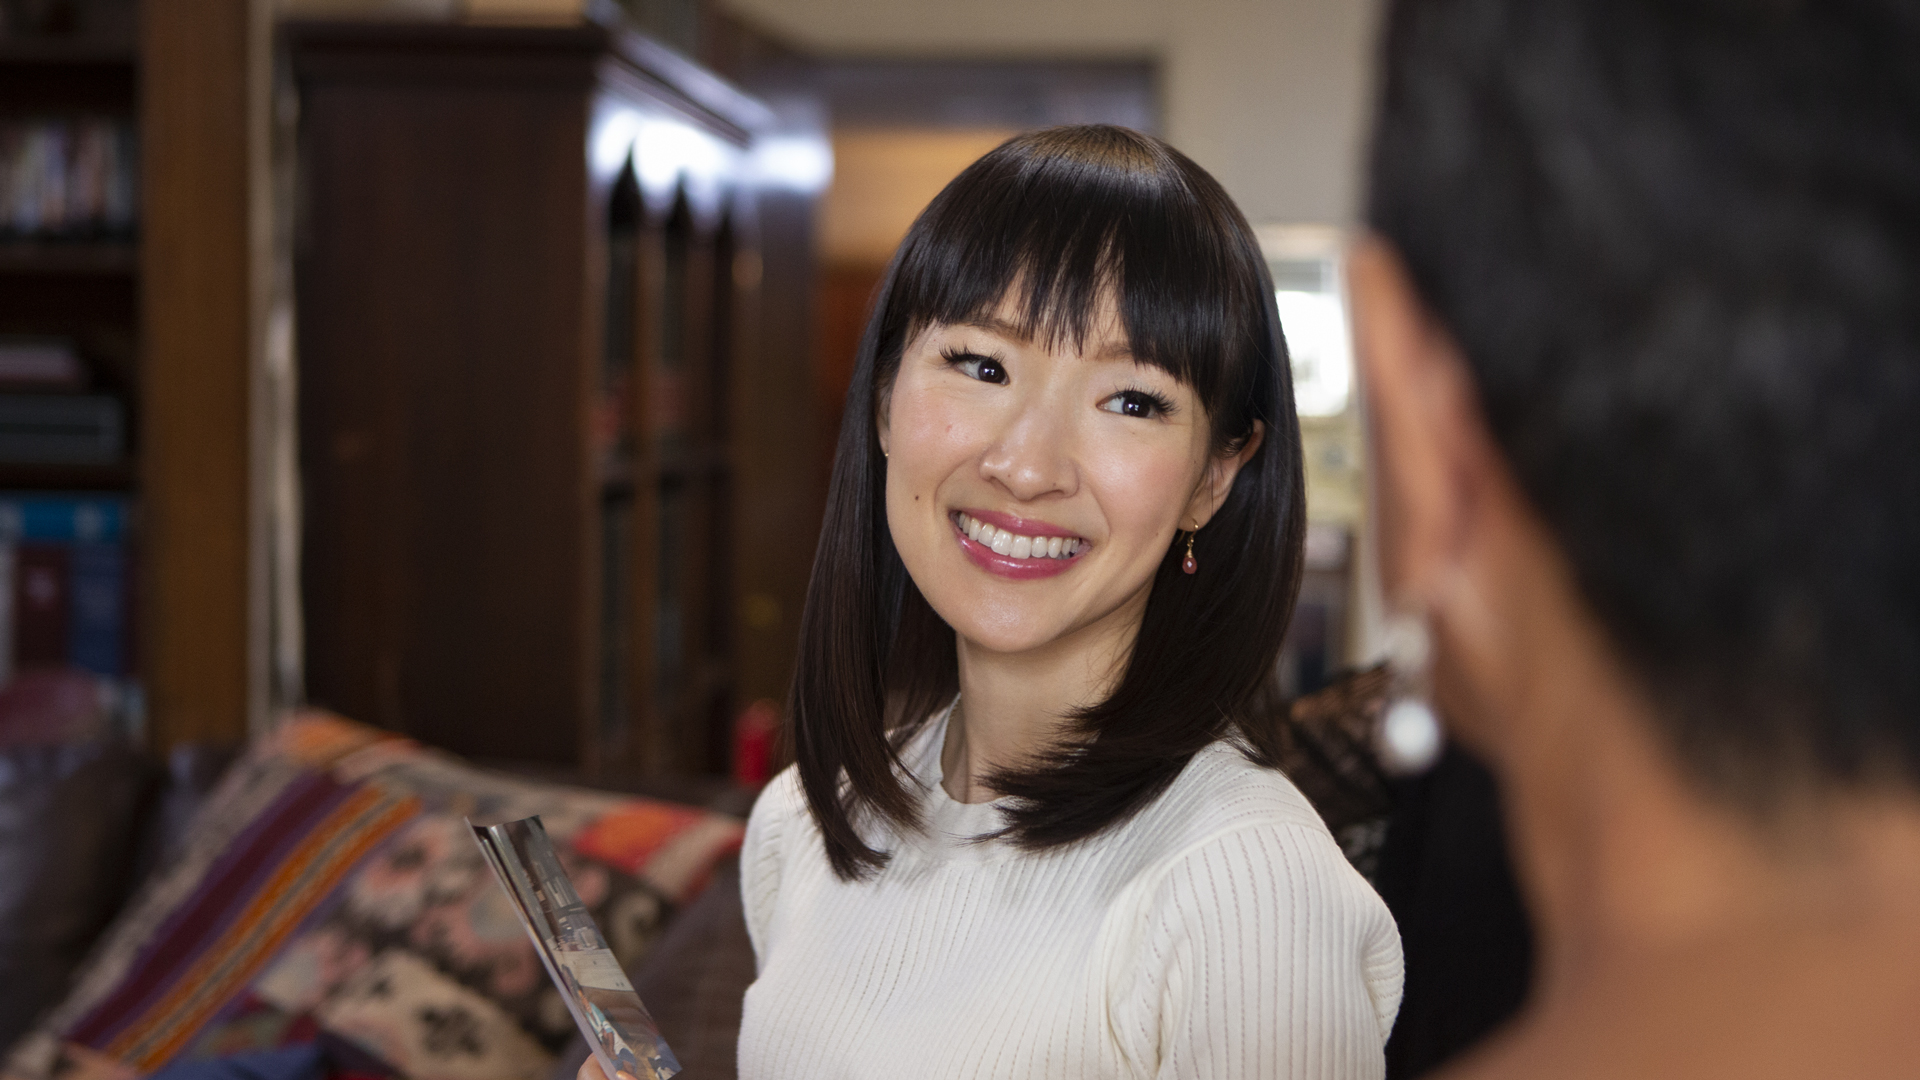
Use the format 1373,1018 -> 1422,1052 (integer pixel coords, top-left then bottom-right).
790,125 -> 1307,880
878,125 -> 1277,450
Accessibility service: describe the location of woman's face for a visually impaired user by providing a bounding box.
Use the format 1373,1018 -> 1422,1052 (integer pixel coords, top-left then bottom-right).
879,289 -> 1252,661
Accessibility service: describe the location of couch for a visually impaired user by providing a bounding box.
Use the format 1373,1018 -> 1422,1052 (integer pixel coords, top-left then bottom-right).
0,713 -> 752,1080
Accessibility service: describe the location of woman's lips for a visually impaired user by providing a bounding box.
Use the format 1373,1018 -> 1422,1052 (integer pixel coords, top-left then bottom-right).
951,510 -> 1087,580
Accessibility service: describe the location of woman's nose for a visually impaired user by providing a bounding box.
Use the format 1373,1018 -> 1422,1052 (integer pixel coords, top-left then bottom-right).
978,401 -> 1078,503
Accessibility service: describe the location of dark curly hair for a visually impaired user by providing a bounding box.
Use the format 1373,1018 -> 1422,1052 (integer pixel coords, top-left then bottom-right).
1368,0 -> 1920,804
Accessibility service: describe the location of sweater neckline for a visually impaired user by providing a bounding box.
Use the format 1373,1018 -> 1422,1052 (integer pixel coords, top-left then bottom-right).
897,697 -> 1015,863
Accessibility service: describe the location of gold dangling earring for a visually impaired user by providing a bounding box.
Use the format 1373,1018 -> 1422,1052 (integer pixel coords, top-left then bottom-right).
1182,530 -> 1197,575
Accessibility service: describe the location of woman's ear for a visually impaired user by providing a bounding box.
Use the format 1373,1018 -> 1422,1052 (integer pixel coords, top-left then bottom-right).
875,381 -> 893,458
1184,421 -> 1264,529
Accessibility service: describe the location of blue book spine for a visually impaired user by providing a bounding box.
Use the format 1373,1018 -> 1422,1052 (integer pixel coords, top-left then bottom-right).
67,540 -> 125,676
12,495 -> 126,543
0,495 -> 131,677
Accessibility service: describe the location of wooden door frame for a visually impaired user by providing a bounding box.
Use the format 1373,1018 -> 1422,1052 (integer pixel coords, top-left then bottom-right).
140,0 -> 273,748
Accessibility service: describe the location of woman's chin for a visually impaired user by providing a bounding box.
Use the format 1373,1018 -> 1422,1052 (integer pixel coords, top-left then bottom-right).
922,570 -> 1149,662
937,608 -> 1092,659
955,632 -> 1072,658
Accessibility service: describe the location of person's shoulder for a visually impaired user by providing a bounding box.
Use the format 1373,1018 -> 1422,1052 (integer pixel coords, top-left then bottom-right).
1178,741 -> 1396,914
1141,745 -> 1379,906
745,763 -> 810,844
1106,742 -> 1404,1038
740,764 -> 813,960
1124,752 -> 1406,1046
743,713 -> 945,864
1096,738 -> 1356,902
742,765 -> 818,887
1133,739 -> 1334,855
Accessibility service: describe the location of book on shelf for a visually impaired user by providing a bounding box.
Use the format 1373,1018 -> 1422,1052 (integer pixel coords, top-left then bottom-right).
0,339 -> 124,467
14,542 -> 69,671
0,393 -> 123,464
0,336 -> 87,390
0,493 -> 132,686
0,117 -> 137,240
68,537 -> 123,675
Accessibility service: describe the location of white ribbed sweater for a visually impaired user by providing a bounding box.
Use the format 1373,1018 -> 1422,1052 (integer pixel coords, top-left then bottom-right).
736,707 -> 1404,1080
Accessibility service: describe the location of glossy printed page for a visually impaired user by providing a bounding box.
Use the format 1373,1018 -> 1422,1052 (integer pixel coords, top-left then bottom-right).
470,815 -> 680,1080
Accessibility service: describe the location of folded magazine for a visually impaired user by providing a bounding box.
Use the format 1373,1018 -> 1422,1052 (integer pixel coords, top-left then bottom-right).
469,816 -> 680,1080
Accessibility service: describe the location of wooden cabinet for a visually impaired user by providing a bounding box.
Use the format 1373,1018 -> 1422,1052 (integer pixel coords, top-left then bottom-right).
289,20 -> 821,777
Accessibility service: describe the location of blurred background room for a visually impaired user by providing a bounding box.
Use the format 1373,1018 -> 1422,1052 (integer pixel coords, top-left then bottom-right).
0,0 -> 1501,1078
0,0 -> 1382,787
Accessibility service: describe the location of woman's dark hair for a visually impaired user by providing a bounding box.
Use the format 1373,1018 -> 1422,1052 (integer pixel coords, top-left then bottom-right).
789,124 -> 1307,880
1368,0 -> 1920,804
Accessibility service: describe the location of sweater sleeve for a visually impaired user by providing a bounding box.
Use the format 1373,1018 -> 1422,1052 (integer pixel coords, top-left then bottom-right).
1117,823 -> 1403,1080
739,765 -> 802,971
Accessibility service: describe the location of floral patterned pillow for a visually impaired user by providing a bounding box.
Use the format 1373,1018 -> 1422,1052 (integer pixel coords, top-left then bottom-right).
2,713 -> 744,1080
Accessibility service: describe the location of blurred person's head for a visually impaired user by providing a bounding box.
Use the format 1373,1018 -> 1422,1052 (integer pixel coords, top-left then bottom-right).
1356,0 -> 1919,816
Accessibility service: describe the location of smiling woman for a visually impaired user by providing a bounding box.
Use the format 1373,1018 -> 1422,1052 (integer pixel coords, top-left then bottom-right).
733,125 -> 1401,1079
882,291 -> 1238,650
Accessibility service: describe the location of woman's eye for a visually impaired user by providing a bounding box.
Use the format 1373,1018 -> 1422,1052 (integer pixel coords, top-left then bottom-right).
950,352 -> 1008,384
1101,389 -> 1168,419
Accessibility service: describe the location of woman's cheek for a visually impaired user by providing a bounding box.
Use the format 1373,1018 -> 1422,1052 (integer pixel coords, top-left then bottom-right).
893,375 -> 983,458
1088,435 -> 1200,539
884,389 -> 973,546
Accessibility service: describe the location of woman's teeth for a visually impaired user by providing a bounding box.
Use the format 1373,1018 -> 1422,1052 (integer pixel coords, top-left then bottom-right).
954,512 -> 1083,560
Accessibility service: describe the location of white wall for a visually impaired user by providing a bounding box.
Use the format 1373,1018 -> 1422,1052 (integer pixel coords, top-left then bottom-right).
722,0 -> 1382,225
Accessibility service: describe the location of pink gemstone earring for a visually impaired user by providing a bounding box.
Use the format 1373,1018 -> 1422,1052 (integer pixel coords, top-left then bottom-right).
1182,530 -> 1197,575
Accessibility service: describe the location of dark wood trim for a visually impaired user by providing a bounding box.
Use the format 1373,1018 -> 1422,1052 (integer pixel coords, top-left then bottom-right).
282,20 -> 772,143
139,0 -> 259,748
0,46 -> 136,113
0,41 -> 137,64
604,27 -> 775,135
0,241 -> 139,276
0,461 -> 137,491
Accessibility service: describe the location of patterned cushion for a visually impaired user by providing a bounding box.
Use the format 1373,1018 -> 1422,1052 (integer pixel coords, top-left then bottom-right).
1,713 -> 744,1080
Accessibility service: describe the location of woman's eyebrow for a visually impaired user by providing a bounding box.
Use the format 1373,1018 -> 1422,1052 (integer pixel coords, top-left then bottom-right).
954,316 -> 1137,362
955,315 -> 1028,340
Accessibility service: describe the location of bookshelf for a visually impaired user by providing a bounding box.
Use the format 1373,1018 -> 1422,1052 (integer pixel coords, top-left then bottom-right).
289,20 -> 823,780
0,23 -> 141,715
2,0 -> 320,752
0,42 -> 141,478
